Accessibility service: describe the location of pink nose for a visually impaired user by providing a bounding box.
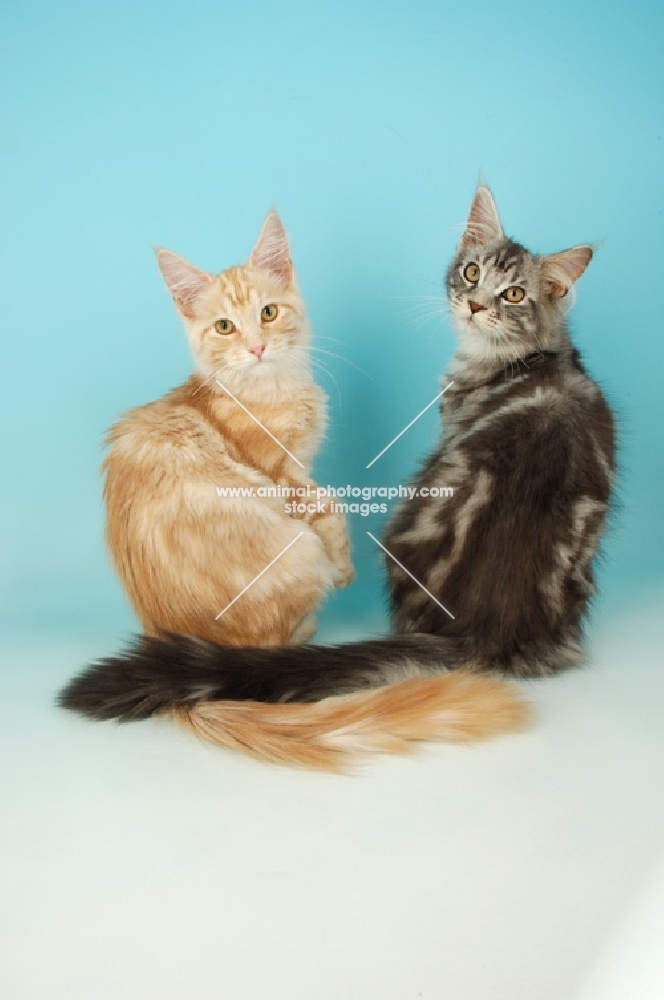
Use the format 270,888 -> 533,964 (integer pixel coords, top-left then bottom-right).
249,343 -> 266,360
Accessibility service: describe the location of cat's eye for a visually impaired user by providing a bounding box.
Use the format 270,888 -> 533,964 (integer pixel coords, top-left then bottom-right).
261,304 -> 279,322
215,318 -> 235,335
463,262 -> 481,283
502,286 -> 526,303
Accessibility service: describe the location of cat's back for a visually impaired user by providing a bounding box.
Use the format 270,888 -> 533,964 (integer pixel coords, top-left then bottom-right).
548,349 -> 615,483
447,348 -> 613,456
423,347 -> 616,518
102,377 -> 227,499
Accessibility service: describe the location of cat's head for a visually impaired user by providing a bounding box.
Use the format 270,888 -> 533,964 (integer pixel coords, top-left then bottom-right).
156,210 -> 309,394
446,185 -> 593,364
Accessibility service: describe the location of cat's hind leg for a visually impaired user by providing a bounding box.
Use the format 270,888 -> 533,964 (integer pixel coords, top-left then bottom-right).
128,499 -> 339,648
290,612 -> 318,645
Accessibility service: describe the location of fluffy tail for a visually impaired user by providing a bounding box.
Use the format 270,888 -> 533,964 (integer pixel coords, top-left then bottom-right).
58,633 -> 530,770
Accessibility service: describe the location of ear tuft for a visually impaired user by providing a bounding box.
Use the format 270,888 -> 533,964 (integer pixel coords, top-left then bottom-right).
459,185 -> 504,251
247,210 -> 292,283
155,248 -> 212,318
541,245 -> 593,299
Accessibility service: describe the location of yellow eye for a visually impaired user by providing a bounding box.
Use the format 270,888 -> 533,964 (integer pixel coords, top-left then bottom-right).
261,304 -> 279,322
463,262 -> 481,283
214,318 -> 235,335
502,286 -> 525,303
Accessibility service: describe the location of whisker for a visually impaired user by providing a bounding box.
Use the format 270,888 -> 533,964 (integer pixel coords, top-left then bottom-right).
308,347 -> 377,384
313,335 -> 351,346
193,361 -> 236,393
309,358 -> 342,407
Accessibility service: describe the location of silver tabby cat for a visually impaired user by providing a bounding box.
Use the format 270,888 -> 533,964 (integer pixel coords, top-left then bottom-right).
384,185 -> 615,675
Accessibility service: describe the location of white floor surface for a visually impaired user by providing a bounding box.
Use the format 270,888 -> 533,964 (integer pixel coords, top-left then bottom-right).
1,595 -> 663,999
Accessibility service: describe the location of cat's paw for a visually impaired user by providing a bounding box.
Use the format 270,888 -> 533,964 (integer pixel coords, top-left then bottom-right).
314,511 -> 354,588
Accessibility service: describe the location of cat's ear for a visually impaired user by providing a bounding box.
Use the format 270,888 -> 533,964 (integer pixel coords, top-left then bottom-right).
155,249 -> 212,318
247,209 -> 293,283
459,185 -> 504,251
541,246 -> 593,299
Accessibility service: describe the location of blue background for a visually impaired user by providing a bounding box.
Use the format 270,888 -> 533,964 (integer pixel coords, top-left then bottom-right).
1,0 -> 662,638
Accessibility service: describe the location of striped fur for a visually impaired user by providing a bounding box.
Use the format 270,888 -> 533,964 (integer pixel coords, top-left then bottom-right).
101,210 -> 353,648
384,185 -> 616,676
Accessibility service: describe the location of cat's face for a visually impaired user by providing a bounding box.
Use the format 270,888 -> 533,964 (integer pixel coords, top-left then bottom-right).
447,239 -> 543,360
183,264 -> 307,387
447,186 -> 593,365
157,211 -> 310,394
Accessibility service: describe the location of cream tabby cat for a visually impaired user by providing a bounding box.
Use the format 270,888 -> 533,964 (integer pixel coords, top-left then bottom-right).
103,211 -> 353,646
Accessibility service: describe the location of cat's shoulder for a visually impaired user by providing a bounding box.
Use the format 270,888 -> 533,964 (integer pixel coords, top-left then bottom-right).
104,378 -> 219,455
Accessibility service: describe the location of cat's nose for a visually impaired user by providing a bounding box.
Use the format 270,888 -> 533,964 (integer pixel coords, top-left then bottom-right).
249,342 -> 266,360
468,300 -> 487,315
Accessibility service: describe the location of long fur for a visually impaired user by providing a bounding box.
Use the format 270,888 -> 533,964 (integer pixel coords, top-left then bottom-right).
384,185 -> 616,677
58,633 -> 529,770
102,210 -> 353,649
174,674 -> 528,771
